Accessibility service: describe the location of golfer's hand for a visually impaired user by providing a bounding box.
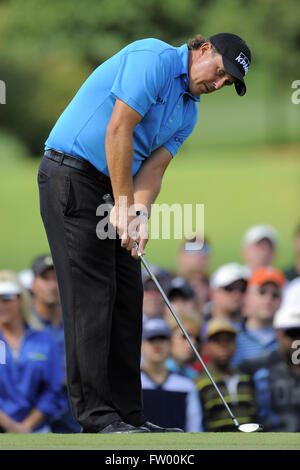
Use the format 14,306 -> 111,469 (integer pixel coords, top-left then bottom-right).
131,216 -> 149,259
109,204 -> 138,251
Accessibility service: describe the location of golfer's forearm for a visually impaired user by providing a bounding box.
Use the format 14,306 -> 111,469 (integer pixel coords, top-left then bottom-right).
106,127 -> 135,208
133,171 -> 162,217
133,147 -> 172,216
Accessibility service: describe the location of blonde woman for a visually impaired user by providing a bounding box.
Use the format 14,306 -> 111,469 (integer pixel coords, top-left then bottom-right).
165,309 -> 209,379
0,271 -> 63,433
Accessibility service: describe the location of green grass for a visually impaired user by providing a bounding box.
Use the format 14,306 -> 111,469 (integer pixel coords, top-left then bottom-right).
0,432 -> 299,450
0,143 -> 299,273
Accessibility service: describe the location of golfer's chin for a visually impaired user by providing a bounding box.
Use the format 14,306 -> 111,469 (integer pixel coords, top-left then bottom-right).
189,82 -> 210,96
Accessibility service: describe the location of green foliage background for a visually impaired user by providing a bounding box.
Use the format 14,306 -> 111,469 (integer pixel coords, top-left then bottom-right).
0,0 -> 299,272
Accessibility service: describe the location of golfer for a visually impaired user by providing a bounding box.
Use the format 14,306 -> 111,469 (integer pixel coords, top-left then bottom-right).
38,33 -> 251,434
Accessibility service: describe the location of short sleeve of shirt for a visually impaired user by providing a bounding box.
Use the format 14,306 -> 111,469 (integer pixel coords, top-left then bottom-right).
111,50 -> 166,117
163,107 -> 198,157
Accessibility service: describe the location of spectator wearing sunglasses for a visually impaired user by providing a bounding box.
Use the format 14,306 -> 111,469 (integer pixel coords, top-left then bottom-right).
238,306 -> 300,431
207,263 -> 249,328
232,267 -> 285,366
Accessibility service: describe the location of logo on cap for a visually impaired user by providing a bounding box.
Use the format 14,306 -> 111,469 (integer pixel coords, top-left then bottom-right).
44,256 -> 53,266
235,52 -> 250,74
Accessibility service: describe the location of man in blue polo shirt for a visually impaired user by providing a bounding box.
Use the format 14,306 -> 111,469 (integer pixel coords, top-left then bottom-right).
38,33 -> 252,434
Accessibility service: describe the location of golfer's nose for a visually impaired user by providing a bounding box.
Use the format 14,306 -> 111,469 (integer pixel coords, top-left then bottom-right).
213,77 -> 227,90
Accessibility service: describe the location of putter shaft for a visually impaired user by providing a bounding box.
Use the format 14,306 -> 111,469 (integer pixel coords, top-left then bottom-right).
134,242 -> 240,428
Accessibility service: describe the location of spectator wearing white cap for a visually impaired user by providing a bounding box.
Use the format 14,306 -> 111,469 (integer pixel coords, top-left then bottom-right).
242,224 -> 279,274
0,271 -> 63,433
238,306 -> 300,431
207,263 -> 249,328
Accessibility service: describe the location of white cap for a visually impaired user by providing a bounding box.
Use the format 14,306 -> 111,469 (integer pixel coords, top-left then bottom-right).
282,277 -> 300,310
18,269 -> 34,290
210,263 -> 249,290
243,225 -> 279,247
0,281 -> 21,296
273,307 -> 300,330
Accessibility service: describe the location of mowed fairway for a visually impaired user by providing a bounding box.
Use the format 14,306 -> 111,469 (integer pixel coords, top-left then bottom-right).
0,432 -> 299,450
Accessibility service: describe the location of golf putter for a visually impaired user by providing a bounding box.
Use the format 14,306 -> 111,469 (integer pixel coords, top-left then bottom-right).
133,242 -> 263,433
103,194 -> 263,432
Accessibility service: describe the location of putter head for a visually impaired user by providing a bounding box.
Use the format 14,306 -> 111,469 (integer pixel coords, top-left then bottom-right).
238,423 -> 263,433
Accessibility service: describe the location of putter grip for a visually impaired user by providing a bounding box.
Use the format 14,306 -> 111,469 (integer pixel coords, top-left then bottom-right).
102,194 -> 141,255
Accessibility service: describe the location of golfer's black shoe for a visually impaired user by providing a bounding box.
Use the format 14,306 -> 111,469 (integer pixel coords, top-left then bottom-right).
141,421 -> 184,433
99,420 -> 150,434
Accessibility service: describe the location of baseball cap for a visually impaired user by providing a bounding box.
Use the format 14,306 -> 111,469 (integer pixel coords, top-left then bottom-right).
142,317 -> 171,340
0,281 -> 21,296
248,267 -> 285,288
209,33 -> 251,96
273,307 -> 300,330
202,318 -> 238,340
282,277 -> 300,310
31,255 -> 54,276
210,263 -> 249,290
18,269 -> 34,290
167,277 -> 196,300
243,225 -> 279,247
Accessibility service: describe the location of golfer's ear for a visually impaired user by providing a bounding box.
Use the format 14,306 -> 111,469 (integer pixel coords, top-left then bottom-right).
199,42 -> 212,56
108,98 -> 143,133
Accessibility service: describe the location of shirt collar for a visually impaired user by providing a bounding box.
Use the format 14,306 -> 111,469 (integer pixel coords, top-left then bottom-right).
176,44 -> 200,102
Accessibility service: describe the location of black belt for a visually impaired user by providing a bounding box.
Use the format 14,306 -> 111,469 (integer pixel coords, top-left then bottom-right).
44,149 -> 111,184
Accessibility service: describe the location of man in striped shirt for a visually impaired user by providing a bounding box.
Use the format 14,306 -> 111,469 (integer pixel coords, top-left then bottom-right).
196,318 -> 257,431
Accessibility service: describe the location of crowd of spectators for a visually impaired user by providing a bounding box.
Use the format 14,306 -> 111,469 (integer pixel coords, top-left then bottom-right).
0,223 -> 299,433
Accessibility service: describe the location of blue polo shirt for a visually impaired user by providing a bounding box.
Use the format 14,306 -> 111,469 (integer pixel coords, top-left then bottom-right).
0,326 -> 64,426
45,38 -> 200,176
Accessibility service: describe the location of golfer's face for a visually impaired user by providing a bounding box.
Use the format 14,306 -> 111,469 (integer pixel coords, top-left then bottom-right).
189,47 -> 234,96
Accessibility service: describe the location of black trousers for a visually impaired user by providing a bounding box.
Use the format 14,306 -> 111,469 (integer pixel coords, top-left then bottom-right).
38,154 -> 146,431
